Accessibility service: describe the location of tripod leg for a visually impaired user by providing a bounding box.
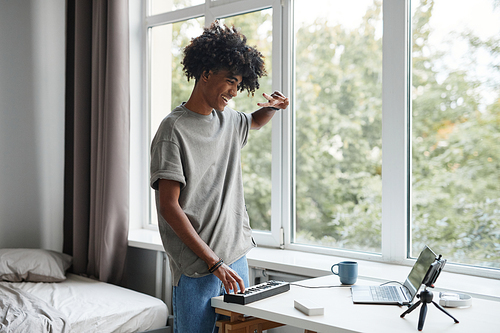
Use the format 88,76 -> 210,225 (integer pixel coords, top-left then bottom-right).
418,302 -> 428,331
431,301 -> 459,323
400,300 -> 421,318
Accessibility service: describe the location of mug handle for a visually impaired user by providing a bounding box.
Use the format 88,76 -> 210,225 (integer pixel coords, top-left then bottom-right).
331,264 -> 339,276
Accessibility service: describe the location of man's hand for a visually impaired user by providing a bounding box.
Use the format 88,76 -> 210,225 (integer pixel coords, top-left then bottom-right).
251,91 -> 290,130
257,91 -> 289,110
213,263 -> 246,294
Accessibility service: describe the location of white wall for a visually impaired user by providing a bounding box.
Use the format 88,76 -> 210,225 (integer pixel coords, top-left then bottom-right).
0,0 -> 66,250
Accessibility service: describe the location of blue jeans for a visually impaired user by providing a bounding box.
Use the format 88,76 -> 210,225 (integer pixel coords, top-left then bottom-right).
173,255 -> 249,333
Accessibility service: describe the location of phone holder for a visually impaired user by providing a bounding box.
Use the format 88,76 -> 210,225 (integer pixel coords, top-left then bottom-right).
400,255 -> 459,331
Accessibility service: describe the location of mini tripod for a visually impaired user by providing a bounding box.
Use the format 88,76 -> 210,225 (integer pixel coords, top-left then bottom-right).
400,254 -> 459,331
400,286 -> 459,331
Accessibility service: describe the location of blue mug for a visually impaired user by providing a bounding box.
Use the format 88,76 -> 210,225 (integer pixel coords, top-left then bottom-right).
331,261 -> 358,285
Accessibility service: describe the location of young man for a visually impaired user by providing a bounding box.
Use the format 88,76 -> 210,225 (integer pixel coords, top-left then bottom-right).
150,21 -> 289,332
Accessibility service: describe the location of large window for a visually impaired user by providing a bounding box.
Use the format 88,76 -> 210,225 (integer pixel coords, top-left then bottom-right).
133,0 -> 500,278
410,0 -> 500,268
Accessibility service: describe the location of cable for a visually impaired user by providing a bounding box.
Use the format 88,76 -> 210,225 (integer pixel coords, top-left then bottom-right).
290,283 -> 351,289
290,281 -> 412,293
380,280 -> 412,295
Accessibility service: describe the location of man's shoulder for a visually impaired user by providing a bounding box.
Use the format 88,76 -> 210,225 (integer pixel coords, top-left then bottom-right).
166,104 -> 188,120
152,105 -> 187,143
159,105 -> 188,127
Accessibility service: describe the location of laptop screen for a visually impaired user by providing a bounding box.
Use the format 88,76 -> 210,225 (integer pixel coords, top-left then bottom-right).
403,246 -> 437,300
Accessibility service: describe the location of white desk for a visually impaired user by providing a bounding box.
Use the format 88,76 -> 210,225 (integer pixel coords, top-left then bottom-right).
211,275 -> 500,333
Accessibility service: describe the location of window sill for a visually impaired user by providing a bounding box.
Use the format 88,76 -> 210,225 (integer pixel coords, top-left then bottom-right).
128,228 -> 164,252
128,229 -> 500,301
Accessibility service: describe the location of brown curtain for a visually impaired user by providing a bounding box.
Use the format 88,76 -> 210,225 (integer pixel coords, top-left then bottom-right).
64,0 -> 130,285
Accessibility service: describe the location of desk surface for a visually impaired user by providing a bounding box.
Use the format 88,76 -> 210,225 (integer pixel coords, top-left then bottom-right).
211,275 -> 500,333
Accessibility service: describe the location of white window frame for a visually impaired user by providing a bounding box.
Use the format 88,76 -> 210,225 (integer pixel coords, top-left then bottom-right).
129,0 -> 500,280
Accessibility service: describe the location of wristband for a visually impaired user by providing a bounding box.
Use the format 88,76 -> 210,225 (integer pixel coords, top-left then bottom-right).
269,106 -> 280,111
209,258 -> 224,273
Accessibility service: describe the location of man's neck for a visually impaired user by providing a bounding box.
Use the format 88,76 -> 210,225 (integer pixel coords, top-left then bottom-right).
184,84 -> 213,115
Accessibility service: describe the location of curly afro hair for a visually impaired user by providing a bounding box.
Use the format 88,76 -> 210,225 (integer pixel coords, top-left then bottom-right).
182,21 -> 267,95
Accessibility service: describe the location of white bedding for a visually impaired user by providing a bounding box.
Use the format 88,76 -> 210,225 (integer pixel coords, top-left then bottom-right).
1,273 -> 168,333
0,283 -> 68,332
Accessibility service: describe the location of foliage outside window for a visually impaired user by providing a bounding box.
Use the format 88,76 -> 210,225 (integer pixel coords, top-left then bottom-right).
293,0 -> 383,253
410,0 -> 500,268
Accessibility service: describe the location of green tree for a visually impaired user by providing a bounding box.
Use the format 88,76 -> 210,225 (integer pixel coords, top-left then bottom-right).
294,1 -> 383,252
411,0 -> 500,267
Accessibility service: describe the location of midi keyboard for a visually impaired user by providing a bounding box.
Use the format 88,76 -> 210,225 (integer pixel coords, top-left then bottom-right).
223,280 -> 290,305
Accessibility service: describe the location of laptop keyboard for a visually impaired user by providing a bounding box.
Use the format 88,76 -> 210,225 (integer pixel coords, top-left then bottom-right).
370,285 -> 404,302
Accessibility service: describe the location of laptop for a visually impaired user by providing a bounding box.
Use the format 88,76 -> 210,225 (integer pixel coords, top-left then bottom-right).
351,245 -> 437,305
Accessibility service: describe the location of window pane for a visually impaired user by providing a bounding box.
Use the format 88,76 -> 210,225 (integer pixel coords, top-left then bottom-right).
150,0 -> 204,15
411,0 -> 500,267
149,17 -> 204,225
219,9 -> 273,231
293,0 -> 383,252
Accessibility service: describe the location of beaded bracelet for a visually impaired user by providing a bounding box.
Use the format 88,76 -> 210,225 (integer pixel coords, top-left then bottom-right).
208,258 -> 224,273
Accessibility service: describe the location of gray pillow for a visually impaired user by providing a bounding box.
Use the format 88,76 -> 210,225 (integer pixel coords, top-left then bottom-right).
0,248 -> 72,282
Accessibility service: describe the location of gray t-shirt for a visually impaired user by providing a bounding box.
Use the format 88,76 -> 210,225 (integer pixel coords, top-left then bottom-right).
150,103 -> 255,286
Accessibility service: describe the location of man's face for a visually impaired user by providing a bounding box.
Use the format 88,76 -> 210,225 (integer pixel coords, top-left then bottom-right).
202,69 -> 242,112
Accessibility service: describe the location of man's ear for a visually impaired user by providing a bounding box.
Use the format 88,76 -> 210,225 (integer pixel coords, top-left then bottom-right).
201,70 -> 211,82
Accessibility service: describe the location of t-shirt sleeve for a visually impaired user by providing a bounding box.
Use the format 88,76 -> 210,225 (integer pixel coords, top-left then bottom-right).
150,139 -> 185,190
236,111 -> 253,148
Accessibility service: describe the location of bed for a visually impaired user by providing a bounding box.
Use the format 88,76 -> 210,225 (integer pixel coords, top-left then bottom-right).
0,248 -> 169,333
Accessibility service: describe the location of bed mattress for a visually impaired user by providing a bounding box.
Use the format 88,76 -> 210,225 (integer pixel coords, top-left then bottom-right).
3,273 -> 168,333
